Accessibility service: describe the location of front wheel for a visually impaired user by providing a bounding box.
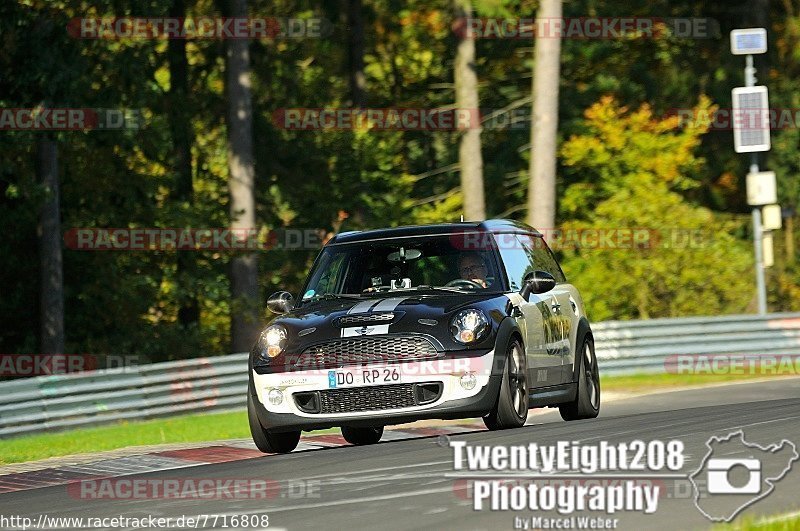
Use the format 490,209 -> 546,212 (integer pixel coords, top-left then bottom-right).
559,335 -> 600,421
248,394 -> 301,453
341,425 -> 384,445
483,339 -> 528,430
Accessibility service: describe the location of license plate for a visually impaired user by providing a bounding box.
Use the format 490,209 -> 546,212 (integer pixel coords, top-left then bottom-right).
327,366 -> 401,388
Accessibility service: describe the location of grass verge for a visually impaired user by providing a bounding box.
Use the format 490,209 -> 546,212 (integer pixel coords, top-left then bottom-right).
714,512 -> 800,530
0,409 -> 251,465
600,372 -> 796,394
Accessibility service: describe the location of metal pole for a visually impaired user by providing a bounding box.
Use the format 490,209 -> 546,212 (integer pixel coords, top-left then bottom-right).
751,165 -> 768,315
745,54 -> 768,314
745,54 -> 755,86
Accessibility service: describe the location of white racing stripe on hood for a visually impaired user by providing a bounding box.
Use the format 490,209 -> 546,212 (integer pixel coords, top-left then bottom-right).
347,296 -> 407,314
341,297 -> 406,337
347,300 -> 380,314
371,297 -> 406,312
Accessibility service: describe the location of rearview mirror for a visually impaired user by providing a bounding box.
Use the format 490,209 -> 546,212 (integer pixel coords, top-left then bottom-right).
387,247 -> 422,263
267,291 -> 294,314
520,271 -> 556,300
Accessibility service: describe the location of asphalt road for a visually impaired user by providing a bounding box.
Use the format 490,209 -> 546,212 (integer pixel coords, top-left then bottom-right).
2,377 -> 800,531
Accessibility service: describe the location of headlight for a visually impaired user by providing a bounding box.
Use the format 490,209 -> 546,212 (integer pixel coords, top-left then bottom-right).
257,325 -> 288,361
450,309 -> 490,344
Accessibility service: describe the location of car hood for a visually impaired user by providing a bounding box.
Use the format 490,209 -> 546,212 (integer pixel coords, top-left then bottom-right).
260,292 -> 512,355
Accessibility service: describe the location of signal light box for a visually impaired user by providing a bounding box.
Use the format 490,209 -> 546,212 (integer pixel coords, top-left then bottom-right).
731,28 -> 768,55
732,86 -> 770,153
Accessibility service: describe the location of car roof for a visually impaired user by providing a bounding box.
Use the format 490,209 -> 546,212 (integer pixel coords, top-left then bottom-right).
327,219 -> 542,245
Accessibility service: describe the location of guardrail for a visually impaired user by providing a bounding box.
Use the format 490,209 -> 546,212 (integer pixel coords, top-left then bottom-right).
0,354 -> 249,438
2,313 -> 799,438
592,312 -> 800,374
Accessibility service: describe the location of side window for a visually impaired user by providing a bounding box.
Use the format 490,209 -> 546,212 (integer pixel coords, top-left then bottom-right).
310,252 -> 348,296
519,234 -> 566,283
493,233 -> 534,291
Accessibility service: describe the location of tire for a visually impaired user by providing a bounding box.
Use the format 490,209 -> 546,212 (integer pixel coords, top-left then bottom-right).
248,394 -> 301,453
559,335 -> 601,421
483,339 -> 528,430
341,425 -> 384,445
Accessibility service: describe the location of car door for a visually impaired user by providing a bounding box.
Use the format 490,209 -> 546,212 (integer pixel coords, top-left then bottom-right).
492,233 -> 561,389
520,234 -> 578,385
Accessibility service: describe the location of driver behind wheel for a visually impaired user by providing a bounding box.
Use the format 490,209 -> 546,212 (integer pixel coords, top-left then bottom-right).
457,252 -> 491,289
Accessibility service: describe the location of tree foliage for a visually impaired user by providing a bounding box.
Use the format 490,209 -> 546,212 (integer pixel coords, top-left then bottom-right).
558,97 -> 754,320
0,0 -> 797,362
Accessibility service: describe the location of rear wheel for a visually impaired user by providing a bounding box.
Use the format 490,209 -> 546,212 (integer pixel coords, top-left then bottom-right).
559,336 -> 600,421
248,394 -> 301,453
483,339 -> 528,430
341,425 -> 384,445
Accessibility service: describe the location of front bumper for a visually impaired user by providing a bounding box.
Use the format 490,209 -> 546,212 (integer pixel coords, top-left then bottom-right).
249,349 -> 503,432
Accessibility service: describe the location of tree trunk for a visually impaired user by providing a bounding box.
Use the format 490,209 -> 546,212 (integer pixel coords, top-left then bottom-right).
37,136 -> 64,355
168,0 -> 199,330
225,0 -> 260,352
453,0 -> 485,221
526,0 -> 562,231
347,0 -> 367,107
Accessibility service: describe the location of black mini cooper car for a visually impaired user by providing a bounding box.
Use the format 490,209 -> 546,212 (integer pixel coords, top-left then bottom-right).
248,220 -> 600,453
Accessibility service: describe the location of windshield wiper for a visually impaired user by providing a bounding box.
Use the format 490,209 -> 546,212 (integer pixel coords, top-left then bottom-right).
408,285 -> 470,293
300,293 -> 362,305
316,293 -> 363,301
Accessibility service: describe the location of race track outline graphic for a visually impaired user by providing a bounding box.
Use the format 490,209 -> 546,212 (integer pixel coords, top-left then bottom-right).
689,430 -> 799,522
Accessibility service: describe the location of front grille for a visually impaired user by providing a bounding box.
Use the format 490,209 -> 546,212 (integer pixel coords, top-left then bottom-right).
337,313 -> 395,326
317,384 -> 417,413
295,335 -> 438,369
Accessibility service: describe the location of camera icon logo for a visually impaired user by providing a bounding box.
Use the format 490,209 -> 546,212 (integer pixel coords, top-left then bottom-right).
706,458 -> 761,495
690,430 -> 798,522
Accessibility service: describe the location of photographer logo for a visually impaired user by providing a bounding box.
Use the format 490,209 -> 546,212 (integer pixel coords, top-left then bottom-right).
690,431 -> 798,522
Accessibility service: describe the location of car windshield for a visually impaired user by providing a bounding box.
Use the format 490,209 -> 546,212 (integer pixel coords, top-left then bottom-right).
299,234 -> 503,301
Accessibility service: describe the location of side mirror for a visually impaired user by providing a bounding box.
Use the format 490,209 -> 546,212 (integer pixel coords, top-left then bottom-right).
520,271 -> 556,300
267,291 -> 294,314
